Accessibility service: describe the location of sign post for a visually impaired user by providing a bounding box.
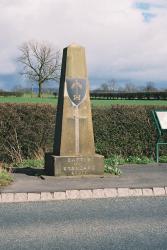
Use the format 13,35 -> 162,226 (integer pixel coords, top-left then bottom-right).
152,110 -> 167,163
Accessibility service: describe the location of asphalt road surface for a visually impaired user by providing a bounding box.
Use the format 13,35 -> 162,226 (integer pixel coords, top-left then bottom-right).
0,197 -> 167,250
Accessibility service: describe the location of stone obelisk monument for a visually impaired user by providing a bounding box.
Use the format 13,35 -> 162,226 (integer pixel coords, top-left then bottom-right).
45,44 -> 104,176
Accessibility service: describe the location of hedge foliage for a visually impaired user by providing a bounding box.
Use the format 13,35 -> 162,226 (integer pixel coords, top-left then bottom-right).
0,103 -> 167,163
0,104 -> 54,163
90,91 -> 167,100
93,106 -> 159,158
0,91 -> 24,97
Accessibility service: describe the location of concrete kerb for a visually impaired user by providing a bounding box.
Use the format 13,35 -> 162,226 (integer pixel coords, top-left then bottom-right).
0,187 -> 167,203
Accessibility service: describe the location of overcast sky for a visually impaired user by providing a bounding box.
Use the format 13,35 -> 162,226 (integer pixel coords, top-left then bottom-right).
0,0 -> 167,90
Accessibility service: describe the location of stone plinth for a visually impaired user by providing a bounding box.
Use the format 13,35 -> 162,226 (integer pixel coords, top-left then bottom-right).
45,153 -> 104,176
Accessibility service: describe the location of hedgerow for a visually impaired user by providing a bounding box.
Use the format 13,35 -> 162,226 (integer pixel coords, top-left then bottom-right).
0,103 -> 167,163
0,91 -> 23,97
0,104 -> 54,163
93,106 -> 159,157
90,91 -> 167,100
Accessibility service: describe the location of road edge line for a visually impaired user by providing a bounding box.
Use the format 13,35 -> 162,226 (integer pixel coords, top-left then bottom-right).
0,187 -> 167,203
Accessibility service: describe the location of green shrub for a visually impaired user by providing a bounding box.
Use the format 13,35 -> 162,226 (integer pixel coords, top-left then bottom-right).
104,158 -> 122,175
159,155 -> 167,163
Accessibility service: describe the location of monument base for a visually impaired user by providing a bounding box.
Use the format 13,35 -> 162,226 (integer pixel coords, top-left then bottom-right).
45,153 -> 104,176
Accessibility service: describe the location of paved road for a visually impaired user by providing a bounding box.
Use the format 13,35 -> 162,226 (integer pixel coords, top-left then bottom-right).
0,197 -> 167,250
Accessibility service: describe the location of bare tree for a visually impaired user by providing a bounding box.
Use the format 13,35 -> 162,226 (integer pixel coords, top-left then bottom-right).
100,83 -> 109,92
143,81 -> 157,92
124,82 -> 138,92
18,41 -> 61,97
108,79 -> 117,92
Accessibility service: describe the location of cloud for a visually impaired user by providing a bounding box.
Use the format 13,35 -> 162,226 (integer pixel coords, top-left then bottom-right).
0,0 -> 167,88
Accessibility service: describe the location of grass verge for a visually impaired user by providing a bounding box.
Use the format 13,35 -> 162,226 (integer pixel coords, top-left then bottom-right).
104,156 -> 122,175
7,154 -> 167,177
0,169 -> 13,186
104,154 -> 167,175
13,159 -> 44,168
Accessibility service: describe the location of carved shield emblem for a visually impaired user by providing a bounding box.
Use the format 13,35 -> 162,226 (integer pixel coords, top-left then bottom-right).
66,78 -> 86,106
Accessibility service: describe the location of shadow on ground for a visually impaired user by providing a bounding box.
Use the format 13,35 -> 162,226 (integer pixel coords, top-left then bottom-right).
12,167 -> 45,177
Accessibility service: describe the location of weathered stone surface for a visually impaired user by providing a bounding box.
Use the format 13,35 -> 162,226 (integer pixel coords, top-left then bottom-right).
41,192 -> 53,201
118,188 -> 130,197
53,44 -> 95,156
54,192 -> 66,200
66,190 -> 80,199
45,154 -> 104,176
79,190 -> 93,199
104,188 -> 117,197
15,193 -> 28,202
28,193 -> 41,201
165,187 -> 167,194
92,189 -> 105,198
1,193 -> 14,202
142,188 -> 153,196
153,187 -> 166,196
45,44 -> 104,176
130,189 -> 142,196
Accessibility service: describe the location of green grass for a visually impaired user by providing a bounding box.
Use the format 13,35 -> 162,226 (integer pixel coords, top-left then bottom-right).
126,156 -> 154,164
0,96 -> 57,105
104,158 -> 122,175
0,96 -> 167,106
13,159 -> 44,168
105,154 -> 167,165
159,155 -> 167,163
92,99 -> 167,106
0,169 -> 13,186
106,155 -> 155,165
104,154 -> 167,175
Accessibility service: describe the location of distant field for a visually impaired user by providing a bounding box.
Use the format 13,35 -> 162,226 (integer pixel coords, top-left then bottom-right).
92,99 -> 167,106
0,96 -> 167,106
0,96 -> 57,105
